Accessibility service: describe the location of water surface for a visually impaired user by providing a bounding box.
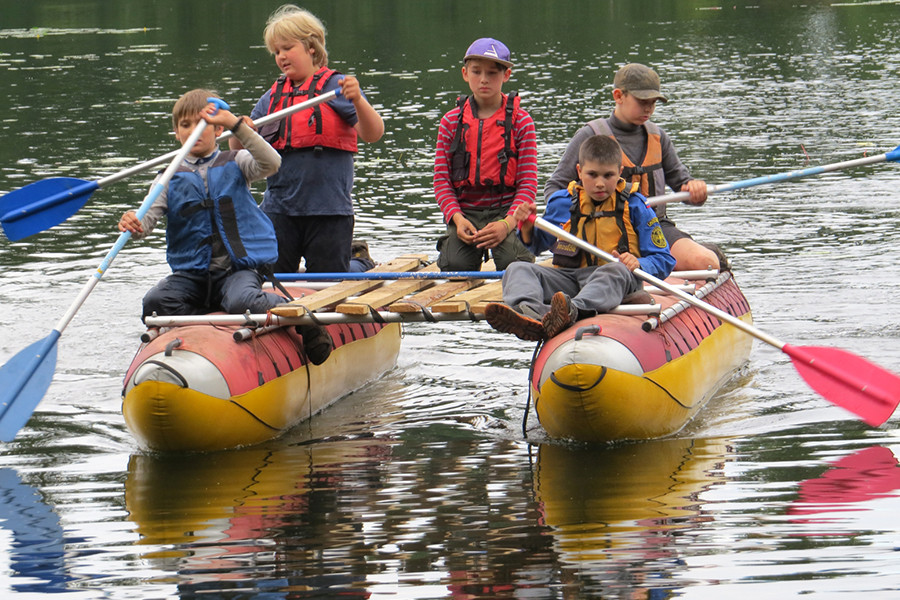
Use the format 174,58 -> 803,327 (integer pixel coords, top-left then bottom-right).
2,1 -> 900,598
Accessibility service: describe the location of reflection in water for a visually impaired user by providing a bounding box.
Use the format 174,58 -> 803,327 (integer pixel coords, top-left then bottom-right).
788,445 -> 900,523
125,441 -> 387,597
534,439 -> 729,598
0,468 -> 73,593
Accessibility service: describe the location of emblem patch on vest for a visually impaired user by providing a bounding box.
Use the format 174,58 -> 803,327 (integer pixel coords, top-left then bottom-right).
650,225 -> 667,249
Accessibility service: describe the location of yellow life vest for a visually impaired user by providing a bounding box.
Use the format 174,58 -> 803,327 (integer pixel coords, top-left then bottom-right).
551,179 -> 642,268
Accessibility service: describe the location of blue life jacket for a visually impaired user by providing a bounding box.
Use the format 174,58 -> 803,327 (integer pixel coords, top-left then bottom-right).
165,151 -> 279,272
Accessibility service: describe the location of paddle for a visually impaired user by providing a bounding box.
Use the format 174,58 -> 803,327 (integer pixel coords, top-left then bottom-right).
0,98 -> 228,442
0,89 -> 339,242
645,144 -> 900,207
530,215 -> 900,427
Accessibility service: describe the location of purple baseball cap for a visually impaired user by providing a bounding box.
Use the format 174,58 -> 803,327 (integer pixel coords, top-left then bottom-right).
463,38 -> 513,68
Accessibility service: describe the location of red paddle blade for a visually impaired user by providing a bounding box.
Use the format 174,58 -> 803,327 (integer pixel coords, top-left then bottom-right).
784,344 -> 900,427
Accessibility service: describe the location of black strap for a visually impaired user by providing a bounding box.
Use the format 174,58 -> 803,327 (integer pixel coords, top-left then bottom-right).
268,75 -> 289,142
613,191 -> 630,255
622,163 -> 663,196
448,96 -> 470,183
259,265 -> 294,302
496,91 -> 518,187
215,196 -> 248,261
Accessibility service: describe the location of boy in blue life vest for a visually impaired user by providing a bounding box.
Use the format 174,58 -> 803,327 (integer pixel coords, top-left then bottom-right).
544,63 -> 724,272
433,37 -> 538,272
118,89 -> 333,365
231,4 -> 384,274
485,135 -> 675,341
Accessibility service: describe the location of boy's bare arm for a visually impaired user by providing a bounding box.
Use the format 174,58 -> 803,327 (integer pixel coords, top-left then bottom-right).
512,201 -> 536,244
341,75 -> 384,144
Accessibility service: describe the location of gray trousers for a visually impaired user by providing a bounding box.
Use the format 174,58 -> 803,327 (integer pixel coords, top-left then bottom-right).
501,261 -> 641,318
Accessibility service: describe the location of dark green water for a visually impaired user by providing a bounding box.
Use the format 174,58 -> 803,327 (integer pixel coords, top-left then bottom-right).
2,1 -> 900,597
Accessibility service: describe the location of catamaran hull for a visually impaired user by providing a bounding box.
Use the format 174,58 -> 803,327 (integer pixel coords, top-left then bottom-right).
122,312 -> 400,452
532,275 -> 752,443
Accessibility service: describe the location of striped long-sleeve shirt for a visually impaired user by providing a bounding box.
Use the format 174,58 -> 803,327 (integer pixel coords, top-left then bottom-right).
433,102 -> 538,223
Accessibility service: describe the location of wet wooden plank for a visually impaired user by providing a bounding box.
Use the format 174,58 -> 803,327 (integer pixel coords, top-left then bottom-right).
427,259 -> 549,314
389,278 -> 484,313
336,263 -> 440,315
430,280 -> 503,314
270,255 -> 429,317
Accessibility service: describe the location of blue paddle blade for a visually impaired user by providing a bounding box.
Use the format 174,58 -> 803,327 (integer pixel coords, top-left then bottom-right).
0,332 -> 60,442
0,177 -> 99,241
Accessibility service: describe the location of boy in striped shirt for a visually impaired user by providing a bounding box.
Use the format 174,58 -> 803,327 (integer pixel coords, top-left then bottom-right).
433,38 -> 537,271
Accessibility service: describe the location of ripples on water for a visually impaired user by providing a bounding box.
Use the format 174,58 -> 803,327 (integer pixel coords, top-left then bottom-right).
3,2 -> 900,598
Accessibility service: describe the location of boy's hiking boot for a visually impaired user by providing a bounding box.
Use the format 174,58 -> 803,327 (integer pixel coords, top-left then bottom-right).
484,303 -> 545,342
621,289 -> 653,305
542,292 -> 578,339
350,239 -> 377,271
351,239 -> 372,262
297,324 -> 334,366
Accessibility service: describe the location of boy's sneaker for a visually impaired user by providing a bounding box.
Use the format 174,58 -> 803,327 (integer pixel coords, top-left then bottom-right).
542,292 -> 578,339
296,324 -> 334,366
484,303 -> 545,341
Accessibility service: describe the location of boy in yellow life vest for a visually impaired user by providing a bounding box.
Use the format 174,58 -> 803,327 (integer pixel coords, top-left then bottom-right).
484,135 -> 675,341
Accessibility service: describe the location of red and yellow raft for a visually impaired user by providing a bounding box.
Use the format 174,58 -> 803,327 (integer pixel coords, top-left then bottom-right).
530,271 -> 752,443
122,285 -> 401,453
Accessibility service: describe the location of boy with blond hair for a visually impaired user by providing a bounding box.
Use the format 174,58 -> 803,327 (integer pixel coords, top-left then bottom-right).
433,37 -> 537,271
234,4 -> 384,274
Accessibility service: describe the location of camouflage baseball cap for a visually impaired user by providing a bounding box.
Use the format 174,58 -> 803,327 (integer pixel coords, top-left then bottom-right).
613,63 -> 668,102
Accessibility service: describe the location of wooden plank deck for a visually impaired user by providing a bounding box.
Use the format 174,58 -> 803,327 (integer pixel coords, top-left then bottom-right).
270,255 -> 429,317
270,258 -> 712,321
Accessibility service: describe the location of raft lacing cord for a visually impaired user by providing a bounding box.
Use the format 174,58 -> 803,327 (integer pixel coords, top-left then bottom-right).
139,359 -> 189,388
365,305 -> 387,324
399,300 -> 437,322
548,367 -> 607,392
461,301 -> 478,322
642,376 -> 693,409
250,323 -> 287,386
521,339 -> 544,437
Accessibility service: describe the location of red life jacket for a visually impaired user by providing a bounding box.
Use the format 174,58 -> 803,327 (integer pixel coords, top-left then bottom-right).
448,92 -> 519,190
263,66 -> 358,153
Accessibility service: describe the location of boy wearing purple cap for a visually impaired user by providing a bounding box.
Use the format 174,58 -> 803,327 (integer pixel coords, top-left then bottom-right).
544,63 -> 723,272
433,38 -> 538,271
